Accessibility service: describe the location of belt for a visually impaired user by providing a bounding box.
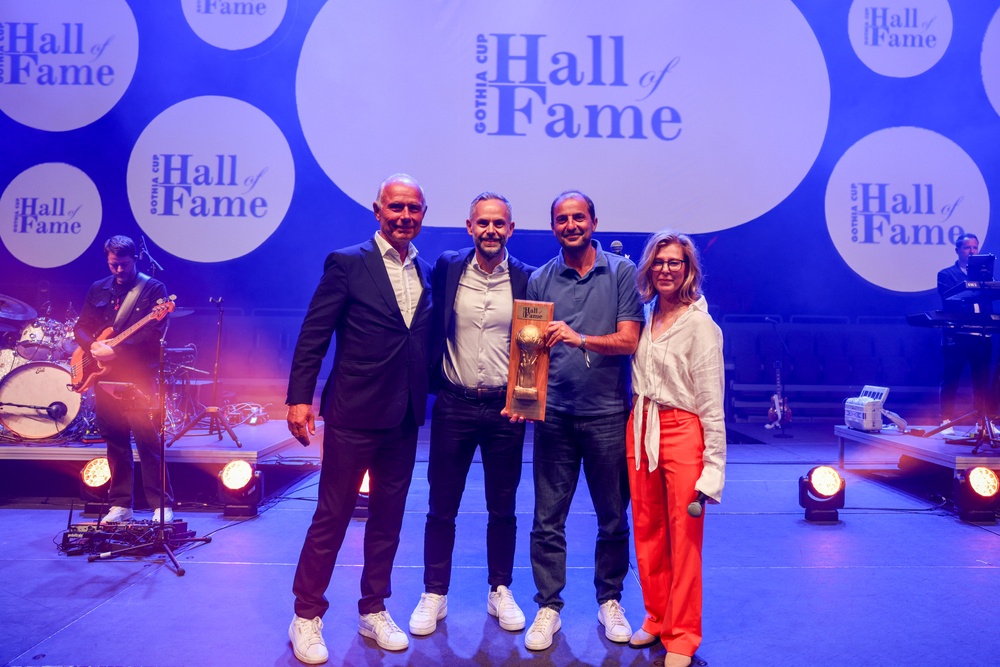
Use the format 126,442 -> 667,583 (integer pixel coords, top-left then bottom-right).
445,381 -> 507,401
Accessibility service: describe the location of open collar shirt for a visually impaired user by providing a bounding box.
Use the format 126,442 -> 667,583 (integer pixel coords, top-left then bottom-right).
631,296 -> 727,501
443,251 -> 513,389
374,232 -> 423,328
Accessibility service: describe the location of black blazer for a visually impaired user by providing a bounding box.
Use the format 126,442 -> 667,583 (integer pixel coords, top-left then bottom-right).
287,237 -> 433,429
429,248 -> 534,393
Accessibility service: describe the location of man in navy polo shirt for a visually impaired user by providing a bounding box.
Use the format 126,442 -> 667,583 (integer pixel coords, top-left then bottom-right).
514,190 -> 643,651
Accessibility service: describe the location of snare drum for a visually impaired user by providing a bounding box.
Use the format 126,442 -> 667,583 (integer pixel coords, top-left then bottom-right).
16,318 -> 67,361
0,347 -> 29,378
0,362 -> 81,439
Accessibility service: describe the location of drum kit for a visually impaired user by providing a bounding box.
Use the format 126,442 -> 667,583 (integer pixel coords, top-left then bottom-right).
0,293 -> 204,443
0,294 -> 84,440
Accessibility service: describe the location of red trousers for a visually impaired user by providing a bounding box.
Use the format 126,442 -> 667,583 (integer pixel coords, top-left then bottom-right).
626,404 -> 705,657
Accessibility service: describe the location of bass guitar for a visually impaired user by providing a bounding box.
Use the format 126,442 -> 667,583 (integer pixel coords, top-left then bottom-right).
69,298 -> 175,393
767,360 -> 792,428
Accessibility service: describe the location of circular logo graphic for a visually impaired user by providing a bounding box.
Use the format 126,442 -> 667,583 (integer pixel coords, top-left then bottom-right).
982,6 -> 1000,118
825,127 -> 989,292
0,163 -> 102,268
126,96 -> 295,263
180,0 -> 287,51
848,0 -> 952,78
0,0 -> 138,132
296,0 -> 829,233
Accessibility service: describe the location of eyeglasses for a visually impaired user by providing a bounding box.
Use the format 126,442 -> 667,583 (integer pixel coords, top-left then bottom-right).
651,259 -> 687,272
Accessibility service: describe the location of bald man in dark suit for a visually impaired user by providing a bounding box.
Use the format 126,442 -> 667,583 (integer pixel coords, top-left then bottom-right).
285,174 -> 432,663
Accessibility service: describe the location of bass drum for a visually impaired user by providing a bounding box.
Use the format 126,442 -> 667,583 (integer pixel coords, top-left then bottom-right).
0,362 -> 81,439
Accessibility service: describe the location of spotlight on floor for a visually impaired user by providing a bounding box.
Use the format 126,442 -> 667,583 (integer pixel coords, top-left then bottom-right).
80,457 -> 111,515
954,467 -> 1000,524
799,465 -> 845,522
218,460 -> 262,518
354,470 -> 370,519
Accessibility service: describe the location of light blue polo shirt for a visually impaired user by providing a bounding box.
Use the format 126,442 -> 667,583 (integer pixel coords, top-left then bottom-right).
526,240 -> 644,416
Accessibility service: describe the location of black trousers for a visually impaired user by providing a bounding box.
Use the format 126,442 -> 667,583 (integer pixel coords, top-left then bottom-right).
292,403 -> 418,618
940,334 -> 993,420
95,380 -> 173,510
422,388 -> 527,594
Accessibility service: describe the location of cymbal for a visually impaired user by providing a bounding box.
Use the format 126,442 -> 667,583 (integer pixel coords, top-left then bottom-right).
171,308 -> 194,318
0,294 -> 37,322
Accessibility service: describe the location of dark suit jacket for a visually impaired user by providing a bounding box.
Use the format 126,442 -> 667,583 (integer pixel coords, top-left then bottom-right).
429,248 -> 534,393
287,237 -> 432,429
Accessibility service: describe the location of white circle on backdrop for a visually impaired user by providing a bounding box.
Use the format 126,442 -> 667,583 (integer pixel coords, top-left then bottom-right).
180,0 -> 287,50
0,0 -> 138,132
848,0 -> 952,77
825,127 -> 989,293
296,0 -> 829,233
0,163 -> 101,268
982,6 -> 1000,118
126,96 -> 295,263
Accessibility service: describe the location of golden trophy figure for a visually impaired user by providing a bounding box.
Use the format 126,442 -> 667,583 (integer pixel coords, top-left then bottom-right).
506,300 -> 554,421
514,324 -> 544,401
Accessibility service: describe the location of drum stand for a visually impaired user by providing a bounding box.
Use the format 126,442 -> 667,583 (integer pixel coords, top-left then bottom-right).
168,297 -> 241,448
88,335 -> 211,576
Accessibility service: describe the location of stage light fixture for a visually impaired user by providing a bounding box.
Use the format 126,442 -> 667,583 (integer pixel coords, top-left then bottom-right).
798,465 -> 845,522
81,457 -> 111,489
354,470 -> 370,519
954,467 -> 1000,524
79,457 -> 112,515
217,460 -> 262,518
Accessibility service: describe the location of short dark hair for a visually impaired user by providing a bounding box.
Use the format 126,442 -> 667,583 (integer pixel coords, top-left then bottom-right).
104,235 -> 137,258
550,190 -> 595,225
955,233 -> 979,250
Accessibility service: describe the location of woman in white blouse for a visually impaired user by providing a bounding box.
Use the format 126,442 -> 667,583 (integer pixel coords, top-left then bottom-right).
627,230 -> 726,667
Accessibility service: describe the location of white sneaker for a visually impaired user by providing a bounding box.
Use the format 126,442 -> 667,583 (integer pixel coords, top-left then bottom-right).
359,610 -> 408,651
100,506 -> 132,523
151,507 -> 174,523
408,592 -> 447,635
488,585 -> 525,631
524,607 -> 561,651
598,599 -> 632,643
289,615 -> 328,665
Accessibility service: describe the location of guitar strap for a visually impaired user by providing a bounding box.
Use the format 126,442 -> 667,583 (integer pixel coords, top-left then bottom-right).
113,273 -> 150,332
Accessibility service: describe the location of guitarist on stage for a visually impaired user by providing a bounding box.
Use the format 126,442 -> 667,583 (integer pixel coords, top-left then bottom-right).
73,235 -> 174,524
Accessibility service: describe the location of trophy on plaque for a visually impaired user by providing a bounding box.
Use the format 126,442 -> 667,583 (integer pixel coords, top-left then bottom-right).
506,300 -> 554,421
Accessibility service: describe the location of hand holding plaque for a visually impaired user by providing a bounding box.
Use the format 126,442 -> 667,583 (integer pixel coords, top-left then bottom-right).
506,300 -> 554,421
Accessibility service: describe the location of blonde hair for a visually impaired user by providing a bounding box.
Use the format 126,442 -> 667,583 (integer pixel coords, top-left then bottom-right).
636,229 -> 703,304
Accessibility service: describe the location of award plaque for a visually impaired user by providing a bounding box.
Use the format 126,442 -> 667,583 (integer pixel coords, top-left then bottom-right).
505,300 -> 554,421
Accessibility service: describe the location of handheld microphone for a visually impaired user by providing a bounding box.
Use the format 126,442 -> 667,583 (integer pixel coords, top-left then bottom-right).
610,240 -> 624,256
687,492 -> 708,518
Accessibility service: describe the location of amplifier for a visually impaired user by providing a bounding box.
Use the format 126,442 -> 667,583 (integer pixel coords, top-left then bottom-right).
844,385 -> 890,432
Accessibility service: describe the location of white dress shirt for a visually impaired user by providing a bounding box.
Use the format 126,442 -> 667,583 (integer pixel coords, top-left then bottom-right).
631,296 -> 727,502
443,252 -> 513,389
374,233 -> 423,328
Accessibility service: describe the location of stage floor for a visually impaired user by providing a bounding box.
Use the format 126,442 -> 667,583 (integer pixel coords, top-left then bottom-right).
0,421 -> 998,666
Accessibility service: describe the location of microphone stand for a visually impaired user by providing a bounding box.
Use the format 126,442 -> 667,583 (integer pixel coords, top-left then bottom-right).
766,318 -> 793,438
168,297 -> 242,447
139,236 -> 165,278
